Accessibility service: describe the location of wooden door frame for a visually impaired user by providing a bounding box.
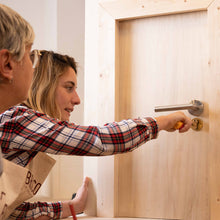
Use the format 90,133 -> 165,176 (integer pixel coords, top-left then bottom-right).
84,0 -> 220,218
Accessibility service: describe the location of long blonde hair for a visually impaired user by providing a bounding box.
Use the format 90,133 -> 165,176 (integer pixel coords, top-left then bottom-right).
26,50 -> 77,120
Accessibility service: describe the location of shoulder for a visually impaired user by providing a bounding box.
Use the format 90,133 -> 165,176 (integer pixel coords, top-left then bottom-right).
0,105 -> 47,122
4,105 -> 43,116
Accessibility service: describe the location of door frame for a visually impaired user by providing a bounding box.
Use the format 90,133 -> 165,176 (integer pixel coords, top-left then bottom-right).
84,0 -> 220,218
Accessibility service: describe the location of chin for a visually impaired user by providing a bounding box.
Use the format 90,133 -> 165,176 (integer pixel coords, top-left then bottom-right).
61,117 -> 69,122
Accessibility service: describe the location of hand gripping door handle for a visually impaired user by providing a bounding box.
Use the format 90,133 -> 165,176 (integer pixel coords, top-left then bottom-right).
154,100 -> 204,116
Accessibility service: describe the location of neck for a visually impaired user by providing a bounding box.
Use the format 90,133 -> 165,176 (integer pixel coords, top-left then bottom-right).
0,102 -> 11,113
0,98 -> 14,113
0,87 -> 18,113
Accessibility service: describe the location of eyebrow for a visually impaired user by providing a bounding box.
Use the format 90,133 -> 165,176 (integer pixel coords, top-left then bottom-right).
64,81 -> 77,88
65,81 -> 75,86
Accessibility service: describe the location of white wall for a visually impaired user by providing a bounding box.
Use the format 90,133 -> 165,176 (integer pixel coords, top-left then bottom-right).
0,0 -> 85,200
57,0 -> 85,126
0,0 -> 57,50
83,0 -> 99,216
55,0 -> 85,200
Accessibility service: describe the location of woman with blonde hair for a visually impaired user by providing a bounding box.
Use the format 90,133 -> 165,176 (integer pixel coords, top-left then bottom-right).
26,50 -> 80,121
1,46 -> 192,219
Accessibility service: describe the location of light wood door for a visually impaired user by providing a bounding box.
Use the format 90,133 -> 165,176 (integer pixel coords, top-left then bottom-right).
115,9 -> 219,220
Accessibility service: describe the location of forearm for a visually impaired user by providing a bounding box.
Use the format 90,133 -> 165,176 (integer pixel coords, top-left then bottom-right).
60,201 -> 72,218
35,201 -> 76,220
35,200 -> 80,219
9,201 -> 62,219
2,106 -> 159,165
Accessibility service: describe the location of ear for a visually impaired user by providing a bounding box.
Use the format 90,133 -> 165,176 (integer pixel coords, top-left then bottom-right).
0,49 -> 14,81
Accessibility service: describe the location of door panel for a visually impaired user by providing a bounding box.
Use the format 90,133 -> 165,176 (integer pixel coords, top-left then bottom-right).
116,11 -> 210,220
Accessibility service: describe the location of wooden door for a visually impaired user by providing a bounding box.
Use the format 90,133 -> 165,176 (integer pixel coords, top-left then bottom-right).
114,5 -> 219,220
85,1 -> 220,219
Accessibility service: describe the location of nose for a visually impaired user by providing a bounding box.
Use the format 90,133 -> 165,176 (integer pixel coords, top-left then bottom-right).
71,90 -> 81,105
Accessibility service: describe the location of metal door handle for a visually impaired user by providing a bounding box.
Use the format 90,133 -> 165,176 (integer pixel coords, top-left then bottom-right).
154,100 -> 204,116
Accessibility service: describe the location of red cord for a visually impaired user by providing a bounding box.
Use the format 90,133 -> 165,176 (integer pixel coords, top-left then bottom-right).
69,203 -> 77,220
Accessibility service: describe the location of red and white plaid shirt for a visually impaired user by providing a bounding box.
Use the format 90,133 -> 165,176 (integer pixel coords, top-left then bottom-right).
0,105 -> 158,219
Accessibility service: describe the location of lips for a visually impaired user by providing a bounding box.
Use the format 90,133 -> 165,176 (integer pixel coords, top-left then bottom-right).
64,108 -> 73,113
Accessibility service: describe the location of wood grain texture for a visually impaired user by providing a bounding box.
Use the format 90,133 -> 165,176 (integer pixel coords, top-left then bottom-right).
116,11 -> 210,219
96,6 -> 117,217
99,0 -> 214,20
207,1 -> 220,219
84,1 -> 117,217
85,1 -> 220,219
64,217 -> 173,220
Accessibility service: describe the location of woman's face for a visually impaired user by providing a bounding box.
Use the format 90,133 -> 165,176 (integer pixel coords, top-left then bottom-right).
55,67 -> 80,121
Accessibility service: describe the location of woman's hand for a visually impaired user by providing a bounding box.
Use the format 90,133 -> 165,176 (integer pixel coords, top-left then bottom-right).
155,111 -> 192,133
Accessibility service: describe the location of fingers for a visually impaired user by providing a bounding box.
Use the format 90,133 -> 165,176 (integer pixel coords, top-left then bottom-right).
83,176 -> 90,187
170,111 -> 192,133
81,176 -> 90,194
155,111 -> 192,132
178,115 -> 192,133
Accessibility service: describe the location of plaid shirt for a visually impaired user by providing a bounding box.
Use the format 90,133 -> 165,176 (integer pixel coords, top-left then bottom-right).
8,202 -> 61,219
0,105 -> 158,219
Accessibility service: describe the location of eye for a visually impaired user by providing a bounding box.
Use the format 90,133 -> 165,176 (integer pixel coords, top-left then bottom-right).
63,82 -> 76,92
65,86 -> 74,92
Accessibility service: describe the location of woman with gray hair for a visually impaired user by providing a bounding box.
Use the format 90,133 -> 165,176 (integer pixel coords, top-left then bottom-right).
0,3 -> 35,111
0,4 -> 89,220
0,3 -> 35,219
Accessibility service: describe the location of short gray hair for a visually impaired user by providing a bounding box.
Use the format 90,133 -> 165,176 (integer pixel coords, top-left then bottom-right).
0,4 -> 35,61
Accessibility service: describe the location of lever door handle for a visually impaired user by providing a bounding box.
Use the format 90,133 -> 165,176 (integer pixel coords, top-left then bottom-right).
154,100 -> 204,116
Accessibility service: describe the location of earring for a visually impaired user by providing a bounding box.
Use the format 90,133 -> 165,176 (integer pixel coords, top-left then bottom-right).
0,76 -> 3,83
9,78 -> 13,84
0,76 -> 13,83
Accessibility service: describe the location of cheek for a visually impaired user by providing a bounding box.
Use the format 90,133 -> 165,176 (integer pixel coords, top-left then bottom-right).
28,66 -> 34,83
55,89 -> 66,108
23,56 -> 34,84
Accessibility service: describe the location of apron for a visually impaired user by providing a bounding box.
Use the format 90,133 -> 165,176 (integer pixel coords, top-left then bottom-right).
0,152 -> 55,219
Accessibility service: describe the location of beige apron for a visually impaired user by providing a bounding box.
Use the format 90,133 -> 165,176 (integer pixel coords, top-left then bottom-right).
0,152 -> 55,219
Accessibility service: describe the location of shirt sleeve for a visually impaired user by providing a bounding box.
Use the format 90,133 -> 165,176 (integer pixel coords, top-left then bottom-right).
0,106 -> 158,166
8,201 -> 62,219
